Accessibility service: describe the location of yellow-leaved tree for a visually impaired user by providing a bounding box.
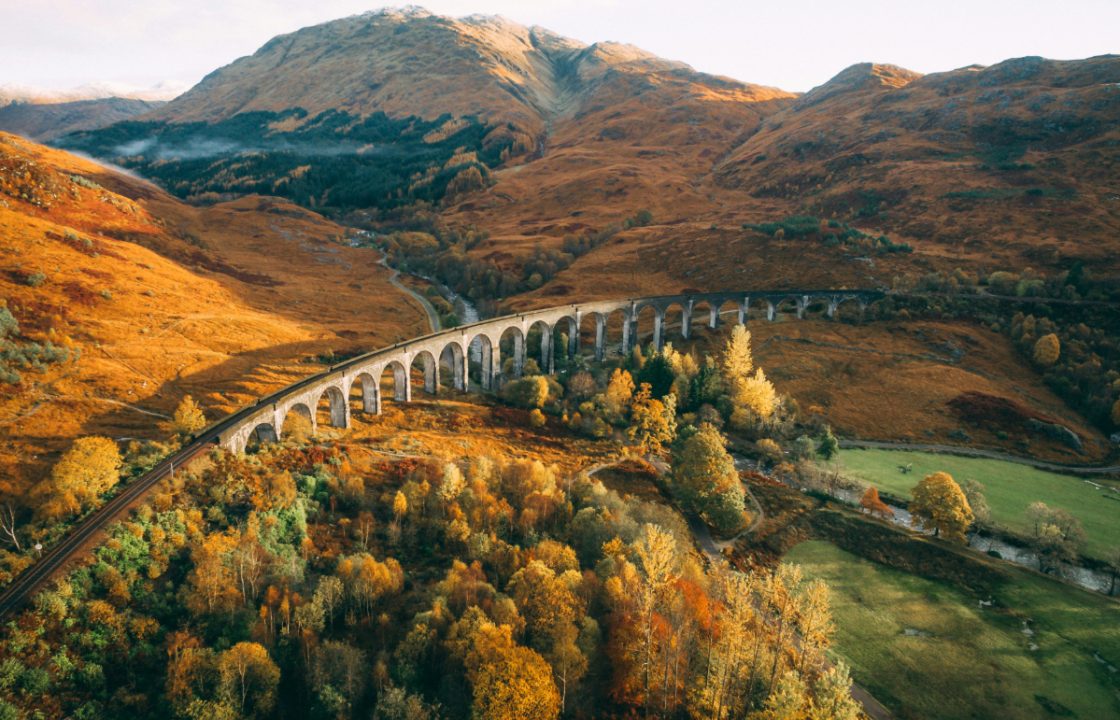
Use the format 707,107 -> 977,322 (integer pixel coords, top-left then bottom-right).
217,642 -> 280,718
719,324 -> 778,427
37,436 -> 122,520
602,368 -> 635,421
627,383 -> 677,455
466,622 -> 561,720
720,324 -> 754,382
908,472 -> 974,543
1032,333 -> 1061,367
168,394 -> 207,437
731,368 -> 778,427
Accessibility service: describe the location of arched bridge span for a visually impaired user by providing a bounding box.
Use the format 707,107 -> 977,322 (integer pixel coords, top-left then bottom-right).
219,289 -> 883,453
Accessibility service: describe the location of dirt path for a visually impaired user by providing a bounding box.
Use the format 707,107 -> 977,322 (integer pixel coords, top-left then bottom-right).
839,438 -> 1120,476
378,250 -> 441,333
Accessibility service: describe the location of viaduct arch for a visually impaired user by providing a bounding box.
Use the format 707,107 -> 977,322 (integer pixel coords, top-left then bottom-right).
219,289 -> 883,453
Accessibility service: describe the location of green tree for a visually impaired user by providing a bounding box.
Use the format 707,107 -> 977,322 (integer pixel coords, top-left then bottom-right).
909,472 -> 973,543
635,351 -> 676,399
672,424 -> 746,534
810,662 -> 861,720
310,641 -> 366,718
817,427 -> 839,460
504,376 -> 549,409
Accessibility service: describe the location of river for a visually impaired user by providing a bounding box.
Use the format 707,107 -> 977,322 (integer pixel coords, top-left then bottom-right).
731,454 -> 1115,595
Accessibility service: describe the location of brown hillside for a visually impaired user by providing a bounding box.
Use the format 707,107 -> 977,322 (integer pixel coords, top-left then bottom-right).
0,133 -> 425,494
0,97 -> 164,141
150,8 -> 794,146
714,56 -> 1120,275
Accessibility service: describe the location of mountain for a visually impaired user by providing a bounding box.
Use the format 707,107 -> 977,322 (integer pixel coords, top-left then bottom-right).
0,81 -> 185,106
0,131 -> 425,497
0,82 -> 187,140
62,8 -> 794,216
149,7 -> 786,138
58,10 -> 1120,303
714,56 -> 1120,272
0,97 -> 165,140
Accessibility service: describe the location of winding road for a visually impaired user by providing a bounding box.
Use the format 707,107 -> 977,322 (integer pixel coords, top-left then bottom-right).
378,250 -> 441,333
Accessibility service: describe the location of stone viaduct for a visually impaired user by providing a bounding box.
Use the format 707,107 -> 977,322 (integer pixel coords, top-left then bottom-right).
219,290 -> 882,453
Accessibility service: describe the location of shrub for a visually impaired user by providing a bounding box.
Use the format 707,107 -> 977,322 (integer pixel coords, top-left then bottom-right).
503,376 -> 549,409
24,272 -> 46,287
528,409 -> 546,428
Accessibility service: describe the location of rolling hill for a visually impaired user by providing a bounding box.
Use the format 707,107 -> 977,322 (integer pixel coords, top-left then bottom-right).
0,132 -> 426,498
19,8 -> 1120,458
0,97 -> 164,140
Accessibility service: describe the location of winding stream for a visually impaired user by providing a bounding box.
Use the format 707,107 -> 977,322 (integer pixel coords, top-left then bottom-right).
732,454 -> 1116,595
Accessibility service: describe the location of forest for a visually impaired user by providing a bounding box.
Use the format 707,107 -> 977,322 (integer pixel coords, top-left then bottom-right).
0,326 -> 868,719
58,109 -> 515,213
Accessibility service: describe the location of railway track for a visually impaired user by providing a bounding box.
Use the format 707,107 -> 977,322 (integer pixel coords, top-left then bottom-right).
0,363 -> 344,620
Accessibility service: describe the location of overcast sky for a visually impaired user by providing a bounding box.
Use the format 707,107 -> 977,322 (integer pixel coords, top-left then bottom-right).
2,0 -> 1117,95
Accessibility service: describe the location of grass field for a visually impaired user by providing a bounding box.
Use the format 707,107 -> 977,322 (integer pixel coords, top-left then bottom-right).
832,448 -> 1120,560
786,540 -> 1120,720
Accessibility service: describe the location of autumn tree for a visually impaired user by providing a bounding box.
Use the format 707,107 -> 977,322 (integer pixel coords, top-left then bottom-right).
1033,333 -> 1061,367
602,368 -> 636,422
1025,502 -> 1085,572
730,368 -> 778,428
859,487 -> 893,518
909,472 -> 974,543
0,501 -> 20,551
962,480 -> 991,537
37,436 -> 122,520
672,424 -> 746,534
466,622 -> 561,720
504,375 -> 549,409
717,324 -> 778,427
795,580 -> 833,675
168,394 -> 207,437
696,567 -> 760,719
632,523 -> 681,711
217,642 -> 280,718
720,324 -> 754,383
507,560 -> 588,712
627,383 -> 677,455
567,370 -> 597,400
185,529 -> 241,615
166,631 -> 214,712
336,553 -> 404,620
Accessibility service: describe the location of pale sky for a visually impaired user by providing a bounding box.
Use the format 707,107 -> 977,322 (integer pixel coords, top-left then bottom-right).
2,0 -> 1117,95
